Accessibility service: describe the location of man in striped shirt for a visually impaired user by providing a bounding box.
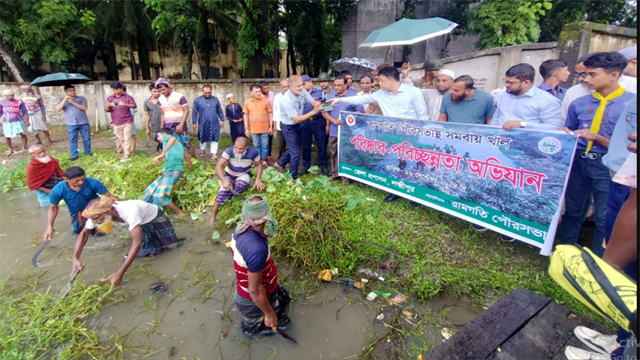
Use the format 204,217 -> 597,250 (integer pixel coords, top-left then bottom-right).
210,137 -> 265,224
155,77 -> 196,158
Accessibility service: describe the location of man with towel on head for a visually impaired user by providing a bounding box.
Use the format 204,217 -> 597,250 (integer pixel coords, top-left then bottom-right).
72,196 -> 182,288
1,88 -> 30,156
230,194 -> 291,338
26,144 -> 65,207
18,85 -> 52,145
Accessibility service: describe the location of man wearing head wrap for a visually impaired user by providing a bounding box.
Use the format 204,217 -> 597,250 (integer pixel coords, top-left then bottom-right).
44,166 -> 119,241
225,93 -> 245,144
18,85 -> 52,145
26,144 -> 65,206
72,197 -> 181,288
230,195 -> 291,338
1,88 -> 30,156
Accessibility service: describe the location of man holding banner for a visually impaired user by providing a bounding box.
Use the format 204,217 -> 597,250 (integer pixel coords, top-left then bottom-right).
560,52 -> 634,254
328,66 -> 428,204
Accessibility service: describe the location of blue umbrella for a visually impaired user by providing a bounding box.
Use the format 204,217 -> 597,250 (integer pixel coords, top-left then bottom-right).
30,72 -> 92,87
359,17 -> 458,48
331,57 -> 377,79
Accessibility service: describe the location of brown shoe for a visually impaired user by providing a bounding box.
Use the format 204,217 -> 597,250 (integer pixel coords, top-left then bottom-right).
342,177 -> 350,185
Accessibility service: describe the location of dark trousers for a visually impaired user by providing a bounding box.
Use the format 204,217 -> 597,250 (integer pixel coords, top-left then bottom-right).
328,136 -> 338,178
300,119 -> 328,169
229,121 -> 244,144
560,154 -> 611,249
276,130 -> 287,159
267,134 -> 273,156
277,123 -> 302,179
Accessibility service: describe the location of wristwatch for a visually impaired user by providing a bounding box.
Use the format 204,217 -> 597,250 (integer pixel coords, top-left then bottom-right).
520,121 -> 527,128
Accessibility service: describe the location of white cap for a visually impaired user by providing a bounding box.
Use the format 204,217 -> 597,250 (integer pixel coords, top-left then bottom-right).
226,93 -> 234,99
2,89 -> 14,96
439,69 -> 455,79
619,45 -> 637,61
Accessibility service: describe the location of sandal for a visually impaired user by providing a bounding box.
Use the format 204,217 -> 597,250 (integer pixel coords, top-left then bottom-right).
4,149 -> 14,156
211,155 -> 219,161
200,151 -> 207,158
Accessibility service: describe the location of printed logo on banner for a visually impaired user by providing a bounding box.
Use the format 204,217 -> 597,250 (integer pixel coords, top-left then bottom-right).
345,114 -> 356,126
538,137 -> 562,155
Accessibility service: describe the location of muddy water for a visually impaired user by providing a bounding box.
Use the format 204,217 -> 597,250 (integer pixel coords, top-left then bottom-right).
0,190 -> 482,359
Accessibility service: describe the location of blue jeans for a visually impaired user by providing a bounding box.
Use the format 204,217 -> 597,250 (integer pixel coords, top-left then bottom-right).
278,123 -> 302,179
560,154 -> 611,248
66,123 -> 91,158
300,119 -> 328,169
251,133 -> 270,160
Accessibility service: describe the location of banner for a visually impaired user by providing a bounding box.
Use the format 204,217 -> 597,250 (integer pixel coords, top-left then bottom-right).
337,112 -> 578,255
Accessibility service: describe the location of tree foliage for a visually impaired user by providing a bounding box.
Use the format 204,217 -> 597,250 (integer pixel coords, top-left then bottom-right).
468,0 -> 553,49
0,0 -> 96,70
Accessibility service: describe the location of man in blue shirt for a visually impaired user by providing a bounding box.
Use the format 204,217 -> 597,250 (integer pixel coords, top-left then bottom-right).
192,85 -> 225,160
55,85 -> 93,161
493,63 -> 563,130
538,59 -> 570,101
438,75 -> 495,124
328,66 -> 429,121
323,76 -> 364,183
560,52 -> 634,250
273,75 -> 323,180
300,75 -> 329,176
43,166 -> 118,240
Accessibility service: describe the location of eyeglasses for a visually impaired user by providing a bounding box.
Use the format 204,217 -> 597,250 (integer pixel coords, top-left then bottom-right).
574,72 -> 587,78
504,80 -> 520,86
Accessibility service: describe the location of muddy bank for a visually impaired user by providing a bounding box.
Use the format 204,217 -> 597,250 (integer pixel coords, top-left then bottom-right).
0,190 -> 482,359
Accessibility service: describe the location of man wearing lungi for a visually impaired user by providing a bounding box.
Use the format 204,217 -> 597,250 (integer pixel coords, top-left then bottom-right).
1,88 -> 30,156
209,137 -> 264,224
72,197 -> 182,288
43,166 -> 118,240
145,128 -> 193,218
230,195 -> 291,337
18,85 -> 52,145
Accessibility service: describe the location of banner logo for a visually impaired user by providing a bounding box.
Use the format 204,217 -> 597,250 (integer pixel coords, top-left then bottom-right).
538,137 -> 562,155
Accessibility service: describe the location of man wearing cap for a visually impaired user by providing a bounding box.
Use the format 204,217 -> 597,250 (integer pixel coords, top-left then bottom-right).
318,72 -> 331,96
618,45 -> 636,94
230,194 -> 291,338
56,85 -> 93,161
439,75 -> 495,124
19,85 -> 52,145
225,94 -> 245,144
192,85 -> 224,160
271,79 -> 289,159
401,60 -> 442,89
422,69 -> 455,122
1,88 -> 30,156
300,74 -> 329,176
272,75 -> 323,180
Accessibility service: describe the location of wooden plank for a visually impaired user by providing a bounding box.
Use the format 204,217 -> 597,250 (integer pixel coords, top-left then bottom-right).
487,301 -> 615,360
427,287 -> 550,360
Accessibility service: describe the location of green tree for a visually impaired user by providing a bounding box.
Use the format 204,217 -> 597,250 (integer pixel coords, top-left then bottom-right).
237,0 -> 278,78
468,0 -> 553,49
0,0 -> 96,78
144,0 -> 239,79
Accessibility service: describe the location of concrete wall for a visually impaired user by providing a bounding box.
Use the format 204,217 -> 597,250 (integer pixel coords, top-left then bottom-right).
558,22 -> 637,87
0,79 -> 284,135
404,43 -> 559,92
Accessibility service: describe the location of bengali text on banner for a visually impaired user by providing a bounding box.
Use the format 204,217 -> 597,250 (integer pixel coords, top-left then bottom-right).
337,112 -> 578,255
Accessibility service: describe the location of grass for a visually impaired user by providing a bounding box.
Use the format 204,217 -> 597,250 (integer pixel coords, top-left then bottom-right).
0,142 -> 608,358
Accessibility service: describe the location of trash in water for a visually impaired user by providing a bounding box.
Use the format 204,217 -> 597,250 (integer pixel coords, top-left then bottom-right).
225,241 -> 232,248
392,293 -> 407,305
220,328 -> 228,338
376,313 -> 385,321
150,282 -> 168,294
336,279 -> 355,287
373,290 -> 392,297
366,292 -> 378,301
318,269 -> 333,282
358,268 -> 380,279
354,281 -> 366,289
417,354 -> 425,360
360,278 -> 369,284
330,268 -> 339,276
402,310 -> 413,318
441,327 -> 452,340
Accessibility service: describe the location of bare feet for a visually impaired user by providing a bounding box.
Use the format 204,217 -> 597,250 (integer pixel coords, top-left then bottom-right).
4,149 -> 14,156
200,151 -> 206,158
273,163 -> 285,173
